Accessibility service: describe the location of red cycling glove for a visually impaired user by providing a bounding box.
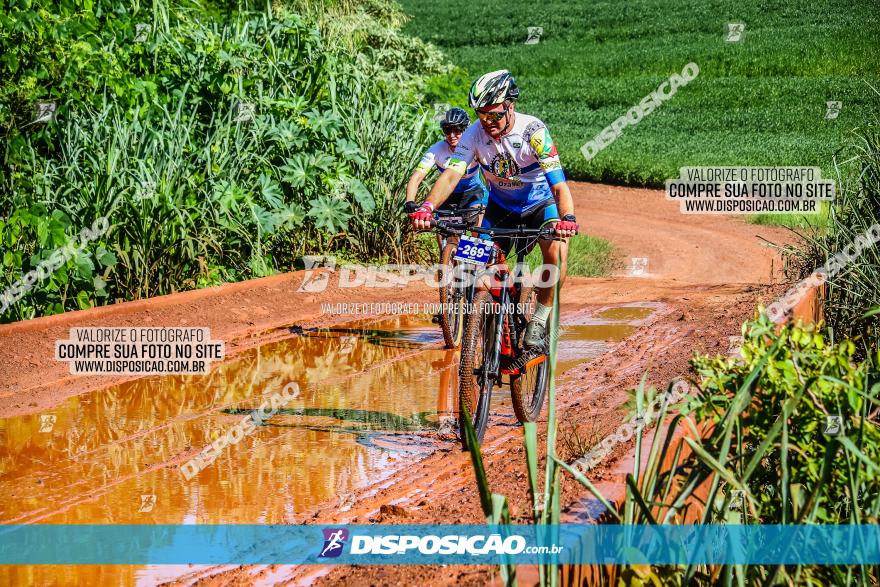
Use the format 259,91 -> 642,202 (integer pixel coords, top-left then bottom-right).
409,202 -> 435,227
554,219 -> 579,235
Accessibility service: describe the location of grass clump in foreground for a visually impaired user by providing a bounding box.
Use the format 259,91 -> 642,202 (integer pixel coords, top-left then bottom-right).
399,0 -> 880,188
462,308 -> 880,586
602,314 -> 880,586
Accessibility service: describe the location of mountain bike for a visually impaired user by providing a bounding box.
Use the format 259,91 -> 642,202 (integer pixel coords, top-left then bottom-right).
433,206 -> 484,348
432,219 -> 559,450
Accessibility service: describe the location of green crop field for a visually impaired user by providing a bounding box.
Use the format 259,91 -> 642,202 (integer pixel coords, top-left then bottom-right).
400,0 -> 880,187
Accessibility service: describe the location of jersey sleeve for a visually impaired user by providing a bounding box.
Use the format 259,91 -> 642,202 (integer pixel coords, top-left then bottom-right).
527,123 -> 566,186
415,146 -> 437,173
446,126 -> 478,175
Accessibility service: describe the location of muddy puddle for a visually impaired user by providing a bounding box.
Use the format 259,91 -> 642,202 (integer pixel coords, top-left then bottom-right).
553,305 -> 655,374
593,306 -> 654,322
0,305 -> 655,584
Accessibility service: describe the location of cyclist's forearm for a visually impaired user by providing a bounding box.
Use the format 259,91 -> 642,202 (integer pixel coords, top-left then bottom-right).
405,170 -> 427,202
425,169 -> 462,209
552,182 -> 575,217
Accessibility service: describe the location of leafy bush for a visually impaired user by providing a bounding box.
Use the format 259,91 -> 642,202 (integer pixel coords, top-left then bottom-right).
0,204 -> 116,316
589,312 -> 880,585
690,316 -> 880,526
0,0 -> 446,321
458,301 -> 880,585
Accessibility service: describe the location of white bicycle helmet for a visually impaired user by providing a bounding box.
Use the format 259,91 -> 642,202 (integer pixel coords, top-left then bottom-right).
468,70 -> 520,109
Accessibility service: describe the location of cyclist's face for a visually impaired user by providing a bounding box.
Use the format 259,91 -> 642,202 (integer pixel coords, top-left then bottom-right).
444,127 -> 464,148
476,102 -> 513,139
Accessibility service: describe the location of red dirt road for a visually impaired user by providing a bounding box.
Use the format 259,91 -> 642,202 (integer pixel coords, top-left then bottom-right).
0,182 -> 793,586
579,183 -> 783,283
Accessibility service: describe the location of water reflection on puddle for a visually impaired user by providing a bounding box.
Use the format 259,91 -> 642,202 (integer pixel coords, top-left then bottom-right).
594,306 -> 654,322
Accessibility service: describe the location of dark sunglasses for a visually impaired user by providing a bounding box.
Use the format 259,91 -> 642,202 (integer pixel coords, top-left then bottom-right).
476,104 -> 510,122
441,124 -> 466,133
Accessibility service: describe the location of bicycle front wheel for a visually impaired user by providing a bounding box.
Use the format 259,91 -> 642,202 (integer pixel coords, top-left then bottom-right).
458,289 -> 496,450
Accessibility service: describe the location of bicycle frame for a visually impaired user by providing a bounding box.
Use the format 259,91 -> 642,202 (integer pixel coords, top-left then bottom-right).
434,219 -> 556,379
441,221 -> 559,446
468,244 -> 529,382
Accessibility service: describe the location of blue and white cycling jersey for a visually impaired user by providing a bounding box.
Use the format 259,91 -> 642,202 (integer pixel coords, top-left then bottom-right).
447,113 -> 566,214
417,140 -> 485,194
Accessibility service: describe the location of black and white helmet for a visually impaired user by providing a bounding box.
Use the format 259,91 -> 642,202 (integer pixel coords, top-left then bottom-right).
440,107 -> 470,132
468,70 -> 520,109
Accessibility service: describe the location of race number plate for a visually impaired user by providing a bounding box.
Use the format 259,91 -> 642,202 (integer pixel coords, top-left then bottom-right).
453,235 -> 494,265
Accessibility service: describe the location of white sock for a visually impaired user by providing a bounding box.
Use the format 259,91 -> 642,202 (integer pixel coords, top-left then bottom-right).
533,303 -> 551,326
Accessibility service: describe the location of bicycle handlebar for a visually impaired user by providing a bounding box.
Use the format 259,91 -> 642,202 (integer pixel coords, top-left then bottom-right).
433,205 -> 485,218
473,225 -> 556,237
415,207 -> 483,236
430,219 -> 562,240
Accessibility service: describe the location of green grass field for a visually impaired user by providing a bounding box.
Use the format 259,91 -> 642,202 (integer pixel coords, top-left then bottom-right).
517,234 -> 620,278
400,0 -> 880,188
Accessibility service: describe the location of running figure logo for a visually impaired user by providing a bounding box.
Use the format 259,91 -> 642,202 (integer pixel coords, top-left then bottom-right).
524,27 -> 543,45
138,494 -> 157,513
319,528 -> 349,558
725,23 -> 745,42
39,414 -> 56,432
825,101 -> 842,120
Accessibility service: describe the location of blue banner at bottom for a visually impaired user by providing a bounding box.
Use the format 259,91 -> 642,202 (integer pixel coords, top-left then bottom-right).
1,524 -> 879,565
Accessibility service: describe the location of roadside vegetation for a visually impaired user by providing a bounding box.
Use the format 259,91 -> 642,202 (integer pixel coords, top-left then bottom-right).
792,126 -> 880,351
522,235 -> 621,278
0,0 -> 447,322
400,0 -> 880,187
588,315 -> 880,586
0,0 -> 622,323
461,125 -> 880,585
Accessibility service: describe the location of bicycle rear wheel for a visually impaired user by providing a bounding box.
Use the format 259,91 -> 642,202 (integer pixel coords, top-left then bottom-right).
458,289 -> 496,450
438,243 -> 465,349
510,286 -> 550,422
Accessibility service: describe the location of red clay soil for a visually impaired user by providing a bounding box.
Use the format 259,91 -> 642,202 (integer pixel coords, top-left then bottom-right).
0,269 -> 438,418
0,182 -> 794,586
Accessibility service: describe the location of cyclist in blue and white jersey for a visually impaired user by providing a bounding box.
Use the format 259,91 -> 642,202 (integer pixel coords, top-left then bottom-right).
404,107 -> 488,221
409,70 -> 579,349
